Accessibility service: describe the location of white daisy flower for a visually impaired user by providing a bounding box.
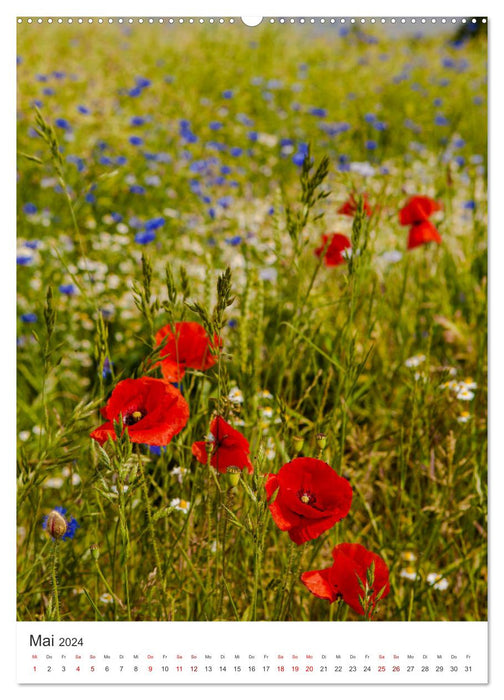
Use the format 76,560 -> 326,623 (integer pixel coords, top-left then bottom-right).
457,411 -> 472,424
170,498 -> 190,514
228,387 -> 244,404
427,573 -> 449,591
405,354 -> 426,368
399,567 -> 417,581
456,388 -> 475,401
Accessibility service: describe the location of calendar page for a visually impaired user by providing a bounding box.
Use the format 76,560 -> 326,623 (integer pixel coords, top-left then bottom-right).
14,3 -> 490,693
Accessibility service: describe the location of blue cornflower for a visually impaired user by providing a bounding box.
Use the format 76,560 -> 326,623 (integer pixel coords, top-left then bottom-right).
21,313 -> 37,323
230,147 -> 243,157
100,156 -> 113,166
463,200 -> 476,210
129,136 -> 143,146
442,57 -> 455,68
228,319 -> 238,328
373,121 -> 387,132
85,191 -> 96,204
309,107 -> 327,117
226,235 -> 242,246
23,202 -> 37,215
248,131 -> 258,142
292,152 -> 306,166
128,86 -> 142,97
77,105 -> 90,114
102,357 -> 113,379
24,240 -> 40,249
111,212 -> 123,223
67,155 -> 86,172
136,76 -> 152,88
435,114 -> 449,126
130,116 -> 146,126
365,140 -> 377,150
473,96 -> 483,105
145,217 -> 165,230
59,284 -> 76,295
218,196 -> 233,209
222,89 -> 234,99
135,230 -> 156,244
220,165 -> 232,175
55,118 -> 71,130
364,113 -> 376,123
130,185 -> 146,194
209,121 -> 223,131
32,99 -> 43,108
116,156 -> 128,166
454,138 -> 465,148
208,208 -> 216,220
454,156 -> 465,167
43,506 -> 79,541
433,98 -> 443,107
43,88 -> 55,96
35,73 -> 48,82
17,254 -> 33,266
53,71 -> 66,79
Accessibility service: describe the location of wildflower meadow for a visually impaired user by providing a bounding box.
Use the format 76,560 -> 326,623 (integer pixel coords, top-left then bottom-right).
16,19 -> 487,623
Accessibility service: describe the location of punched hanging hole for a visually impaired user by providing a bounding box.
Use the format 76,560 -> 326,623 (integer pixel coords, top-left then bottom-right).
241,17 -> 263,27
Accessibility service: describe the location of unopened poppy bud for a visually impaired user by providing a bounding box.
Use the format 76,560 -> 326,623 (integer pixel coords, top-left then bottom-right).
45,510 -> 68,540
292,436 -> 304,454
316,433 -> 327,450
90,543 -> 100,561
226,465 -> 241,487
205,434 -> 215,455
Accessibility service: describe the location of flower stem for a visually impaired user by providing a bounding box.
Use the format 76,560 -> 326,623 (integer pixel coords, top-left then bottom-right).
116,477 -> 132,621
50,540 -> 60,621
136,446 -> 170,618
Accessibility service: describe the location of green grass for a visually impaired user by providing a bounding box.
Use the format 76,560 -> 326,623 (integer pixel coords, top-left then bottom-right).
16,21 -> 487,622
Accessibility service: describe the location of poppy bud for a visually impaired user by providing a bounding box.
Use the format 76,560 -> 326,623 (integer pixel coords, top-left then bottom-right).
226,465 -> 241,488
316,433 -> 327,450
292,436 -> 304,455
90,543 -> 100,561
45,510 -> 68,539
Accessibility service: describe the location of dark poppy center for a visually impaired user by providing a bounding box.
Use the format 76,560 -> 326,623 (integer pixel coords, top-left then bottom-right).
123,409 -> 146,426
298,489 -> 316,506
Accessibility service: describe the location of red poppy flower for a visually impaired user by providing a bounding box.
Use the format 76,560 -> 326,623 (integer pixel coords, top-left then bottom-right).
155,321 -> 220,382
338,193 -> 372,217
314,233 -> 352,267
90,377 -> 189,446
407,220 -> 442,249
265,458 -> 352,545
399,195 -> 442,250
399,195 -> 441,226
192,415 -> 253,474
301,542 -> 390,617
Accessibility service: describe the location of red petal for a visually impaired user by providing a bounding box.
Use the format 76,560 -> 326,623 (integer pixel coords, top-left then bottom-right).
407,221 -> 442,249
399,196 -> 441,225
300,568 -> 339,602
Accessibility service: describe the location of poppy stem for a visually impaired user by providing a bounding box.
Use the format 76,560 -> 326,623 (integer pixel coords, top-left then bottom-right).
116,475 -> 132,621
50,540 -> 61,621
277,541 -> 305,620
251,499 -> 268,621
136,445 -> 170,619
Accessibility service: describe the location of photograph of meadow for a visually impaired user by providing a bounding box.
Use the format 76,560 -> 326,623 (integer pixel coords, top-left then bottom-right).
16,18 -> 487,623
